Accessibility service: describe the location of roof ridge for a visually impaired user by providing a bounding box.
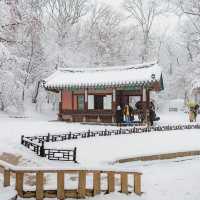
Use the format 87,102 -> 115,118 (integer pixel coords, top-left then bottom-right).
58,61 -> 158,73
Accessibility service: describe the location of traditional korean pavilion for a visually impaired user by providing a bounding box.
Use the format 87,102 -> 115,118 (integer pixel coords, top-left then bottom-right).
43,61 -> 164,123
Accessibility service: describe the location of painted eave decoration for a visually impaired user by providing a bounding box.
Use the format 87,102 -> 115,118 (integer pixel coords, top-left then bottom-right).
43,61 -> 164,91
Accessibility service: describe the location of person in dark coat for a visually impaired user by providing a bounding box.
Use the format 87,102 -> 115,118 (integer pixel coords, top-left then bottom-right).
149,108 -> 156,126
135,101 -> 144,122
194,104 -> 199,122
116,105 -> 123,126
149,101 -> 160,126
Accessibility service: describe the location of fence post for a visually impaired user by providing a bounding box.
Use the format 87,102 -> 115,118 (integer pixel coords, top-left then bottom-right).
93,171 -> 101,196
73,147 -> 77,163
47,133 -> 50,142
107,172 -> 115,193
57,171 -> 65,200
21,135 -> 24,145
87,129 -> 90,137
134,173 -> 142,195
120,172 -> 128,194
4,169 -> 10,187
40,141 -> 45,157
36,172 -> 44,200
68,132 -> 72,140
16,172 -> 24,197
78,171 -> 86,198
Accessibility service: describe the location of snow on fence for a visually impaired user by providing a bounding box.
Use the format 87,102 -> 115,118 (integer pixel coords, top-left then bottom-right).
21,124 -> 200,162
21,135 -> 77,162
23,124 -> 200,144
0,160 -> 142,199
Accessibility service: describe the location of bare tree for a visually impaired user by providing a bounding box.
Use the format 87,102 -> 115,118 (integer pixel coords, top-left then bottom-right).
84,4 -> 123,65
175,0 -> 200,62
178,0 -> 200,16
124,0 -> 166,62
45,0 -> 89,45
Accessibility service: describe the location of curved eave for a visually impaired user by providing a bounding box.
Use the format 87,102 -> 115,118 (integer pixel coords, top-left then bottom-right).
44,79 -> 163,92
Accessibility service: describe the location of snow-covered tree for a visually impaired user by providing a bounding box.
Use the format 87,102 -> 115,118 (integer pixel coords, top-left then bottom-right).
124,0 -> 167,62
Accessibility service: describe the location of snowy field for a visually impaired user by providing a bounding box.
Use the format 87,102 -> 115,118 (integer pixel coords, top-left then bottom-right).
0,110 -> 200,199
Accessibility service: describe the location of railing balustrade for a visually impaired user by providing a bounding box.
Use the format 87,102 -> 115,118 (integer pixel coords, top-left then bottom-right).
0,160 -> 142,199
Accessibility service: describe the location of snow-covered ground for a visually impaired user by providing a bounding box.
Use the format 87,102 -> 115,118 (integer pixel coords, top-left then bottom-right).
0,110 -> 200,199
0,110 -> 199,166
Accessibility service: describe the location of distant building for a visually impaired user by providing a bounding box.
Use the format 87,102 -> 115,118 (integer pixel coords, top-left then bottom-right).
43,61 -> 164,123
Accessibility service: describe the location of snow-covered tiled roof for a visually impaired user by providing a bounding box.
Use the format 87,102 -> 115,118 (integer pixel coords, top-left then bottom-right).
44,61 -> 163,90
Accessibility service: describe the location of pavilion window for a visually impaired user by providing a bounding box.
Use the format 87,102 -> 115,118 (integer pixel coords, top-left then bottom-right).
88,95 -> 112,110
103,95 -> 112,110
88,95 -> 94,110
77,95 -> 84,110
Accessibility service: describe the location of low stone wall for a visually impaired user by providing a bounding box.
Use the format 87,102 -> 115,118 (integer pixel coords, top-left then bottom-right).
116,150 -> 200,163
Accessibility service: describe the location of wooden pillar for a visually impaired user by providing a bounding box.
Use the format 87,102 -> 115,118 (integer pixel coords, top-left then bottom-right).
57,172 -> 65,200
146,89 -> 150,125
93,171 -> 101,196
58,91 -> 62,120
112,88 -> 116,122
36,172 -> 44,200
4,169 -> 10,187
120,173 -> 128,194
84,89 -> 88,111
134,173 -> 142,195
72,91 -> 74,111
107,172 -> 115,193
16,172 -> 24,197
78,171 -> 86,198
142,87 -> 147,123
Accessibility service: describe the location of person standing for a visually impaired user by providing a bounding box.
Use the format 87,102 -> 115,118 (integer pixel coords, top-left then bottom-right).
149,102 -> 156,126
187,101 -> 196,122
129,104 -> 134,122
194,104 -> 199,122
123,104 -> 130,125
116,105 -> 122,126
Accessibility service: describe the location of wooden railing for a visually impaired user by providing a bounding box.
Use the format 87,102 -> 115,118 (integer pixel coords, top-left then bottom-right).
0,160 -> 142,199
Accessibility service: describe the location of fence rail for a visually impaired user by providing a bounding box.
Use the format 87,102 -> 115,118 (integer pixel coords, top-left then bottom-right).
23,124 -> 200,143
0,160 -> 142,199
21,124 -> 200,162
21,136 -> 77,162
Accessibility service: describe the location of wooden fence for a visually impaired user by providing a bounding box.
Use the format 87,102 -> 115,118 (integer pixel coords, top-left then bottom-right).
0,160 -> 142,199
